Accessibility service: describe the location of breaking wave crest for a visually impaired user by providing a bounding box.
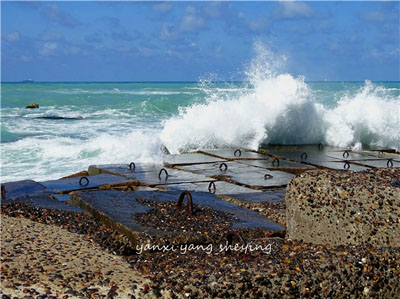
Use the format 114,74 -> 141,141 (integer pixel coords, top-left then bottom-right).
160,43 -> 399,153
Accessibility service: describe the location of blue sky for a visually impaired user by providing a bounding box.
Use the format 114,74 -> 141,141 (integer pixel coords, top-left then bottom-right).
1,1 -> 399,81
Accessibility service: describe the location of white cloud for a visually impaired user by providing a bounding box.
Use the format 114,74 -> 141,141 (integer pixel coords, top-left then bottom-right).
152,2 -> 173,14
3,32 -> 20,42
278,1 -> 314,19
180,15 -> 206,32
39,42 -> 58,56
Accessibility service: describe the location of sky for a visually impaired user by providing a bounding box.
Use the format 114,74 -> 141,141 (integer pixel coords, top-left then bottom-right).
1,1 -> 399,82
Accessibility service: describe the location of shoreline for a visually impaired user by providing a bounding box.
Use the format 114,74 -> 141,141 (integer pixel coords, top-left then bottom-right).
1,147 -> 400,298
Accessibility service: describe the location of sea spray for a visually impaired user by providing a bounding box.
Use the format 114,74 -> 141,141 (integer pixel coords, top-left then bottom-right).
160,43 -> 399,153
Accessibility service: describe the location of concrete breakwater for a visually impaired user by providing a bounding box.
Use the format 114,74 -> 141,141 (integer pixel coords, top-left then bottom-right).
1,145 -> 400,297
1,145 -> 399,249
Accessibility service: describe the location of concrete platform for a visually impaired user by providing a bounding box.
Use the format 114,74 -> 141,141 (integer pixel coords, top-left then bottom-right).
163,153 -> 227,166
237,159 -> 314,170
1,180 -> 49,200
199,149 -> 270,160
159,181 -> 285,203
349,159 -> 400,168
70,190 -> 284,247
40,173 -> 134,193
177,161 -> 294,188
88,163 -> 215,186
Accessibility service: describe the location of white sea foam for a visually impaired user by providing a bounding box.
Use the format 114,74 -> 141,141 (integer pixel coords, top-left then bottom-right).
1,130 -> 163,182
160,43 -> 400,153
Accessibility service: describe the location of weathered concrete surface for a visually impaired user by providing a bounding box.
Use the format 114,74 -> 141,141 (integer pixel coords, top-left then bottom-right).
286,168 -> 400,247
40,173 -> 135,193
70,190 -> 284,248
349,159 -> 400,168
199,149 -> 270,160
89,163 -> 215,186
1,180 -> 49,200
159,181 -> 285,203
178,162 -> 294,189
163,153 -> 226,166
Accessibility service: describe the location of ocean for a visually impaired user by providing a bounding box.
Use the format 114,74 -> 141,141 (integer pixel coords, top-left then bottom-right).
1,76 -> 399,183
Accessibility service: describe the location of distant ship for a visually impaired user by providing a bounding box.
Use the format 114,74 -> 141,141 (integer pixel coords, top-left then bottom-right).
22,79 -> 34,83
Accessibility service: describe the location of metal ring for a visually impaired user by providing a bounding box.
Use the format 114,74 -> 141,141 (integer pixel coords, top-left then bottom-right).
378,151 -> 384,157
343,150 -> 349,158
129,162 -> 136,171
125,185 -> 135,192
318,143 -> 324,151
219,162 -> 228,171
79,176 -> 89,187
234,149 -> 241,157
272,158 -> 280,167
208,182 -> 216,194
300,152 -> 308,161
264,174 -> 273,180
176,191 -> 194,216
387,159 -> 393,168
343,162 -> 350,170
158,168 -> 169,179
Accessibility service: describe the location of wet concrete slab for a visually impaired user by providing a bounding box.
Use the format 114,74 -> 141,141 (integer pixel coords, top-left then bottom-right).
349,159 -> 400,168
88,163 -> 215,186
158,181 -> 285,203
308,161 -> 370,171
199,149 -> 270,160
325,150 -> 384,161
360,151 -> 400,162
237,159 -> 314,170
40,174 -> 134,193
226,170 -> 295,189
88,163 -> 160,176
130,190 -> 284,230
178,161 -> 294,188
124,168 -> 216,186
177,161 -> 253,177
1,180 -> 49,200
163,153 -> 227,166
70,190 -> 284,247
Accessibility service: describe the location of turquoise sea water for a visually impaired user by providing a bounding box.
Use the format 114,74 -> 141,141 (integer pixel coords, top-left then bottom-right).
1,80 -> 399,182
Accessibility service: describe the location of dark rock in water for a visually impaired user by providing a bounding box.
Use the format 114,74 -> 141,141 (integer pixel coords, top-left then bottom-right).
35,116 -> 83,120
26,103 -> 39,109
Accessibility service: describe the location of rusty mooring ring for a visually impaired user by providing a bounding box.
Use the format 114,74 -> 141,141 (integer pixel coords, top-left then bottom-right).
318,143 -> 324,151
129,162 -> 136,171
234,149 -> 242,157
264,174 -> 273,180
79,176 -> 89,187
272,158 -> 280,167
208,182 -> 216,194
176,191 -> 194,216
158,168 -> 169,179
125,185 -> 135,192
301,152 -> 308,161
343,150 -> 349,158
344,162 -> 350,170
387,159 -> 393,168
1,185 -> 6,200
219,162 -> 228,171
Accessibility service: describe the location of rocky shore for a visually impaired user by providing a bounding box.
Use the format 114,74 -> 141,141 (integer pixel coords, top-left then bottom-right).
2,173 -> 400,298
